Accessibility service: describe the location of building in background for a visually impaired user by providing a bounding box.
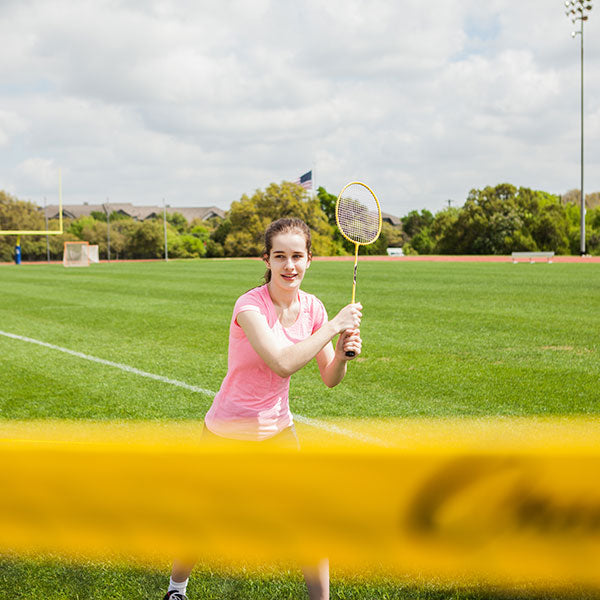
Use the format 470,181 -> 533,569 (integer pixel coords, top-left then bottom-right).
41,203 -> 226,223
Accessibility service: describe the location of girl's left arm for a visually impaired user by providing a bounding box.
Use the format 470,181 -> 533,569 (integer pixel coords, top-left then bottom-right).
315,328 -> 362,388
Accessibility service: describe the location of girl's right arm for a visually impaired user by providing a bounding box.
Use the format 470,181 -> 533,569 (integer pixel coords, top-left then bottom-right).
237,303 -> 362,378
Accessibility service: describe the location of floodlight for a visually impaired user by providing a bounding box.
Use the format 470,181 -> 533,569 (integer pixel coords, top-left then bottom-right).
564,0 -> 593,255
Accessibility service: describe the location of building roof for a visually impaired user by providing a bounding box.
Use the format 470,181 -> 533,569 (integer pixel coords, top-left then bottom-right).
41,204 -> 105,220
381,211 -> 401,227
41,203 -> 226,222
163,206 -> 226,222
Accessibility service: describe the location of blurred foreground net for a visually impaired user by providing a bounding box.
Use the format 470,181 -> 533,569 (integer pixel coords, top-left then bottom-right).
0,418 -> 599,590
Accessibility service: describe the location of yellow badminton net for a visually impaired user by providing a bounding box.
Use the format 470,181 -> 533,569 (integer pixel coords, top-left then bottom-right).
1,418 -> 600,591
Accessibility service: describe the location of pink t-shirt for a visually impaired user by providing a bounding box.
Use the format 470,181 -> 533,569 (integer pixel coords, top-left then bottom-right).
204,285 -> 328,441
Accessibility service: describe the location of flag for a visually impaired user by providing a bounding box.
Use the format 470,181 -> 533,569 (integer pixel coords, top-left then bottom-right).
294,170 -> 312,190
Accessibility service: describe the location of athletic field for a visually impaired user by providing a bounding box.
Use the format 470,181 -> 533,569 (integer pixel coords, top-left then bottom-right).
1,259 -> 599,599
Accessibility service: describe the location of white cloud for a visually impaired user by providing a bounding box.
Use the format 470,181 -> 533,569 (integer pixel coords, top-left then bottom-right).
16,157 -> 60,191
0,110 -> 28,146
0,0 -> 598,216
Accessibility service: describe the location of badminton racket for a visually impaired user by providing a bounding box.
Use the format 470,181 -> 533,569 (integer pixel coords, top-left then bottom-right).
335,181 -> 382,356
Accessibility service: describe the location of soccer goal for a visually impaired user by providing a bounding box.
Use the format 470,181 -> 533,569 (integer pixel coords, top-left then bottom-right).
63,241 -> 90,267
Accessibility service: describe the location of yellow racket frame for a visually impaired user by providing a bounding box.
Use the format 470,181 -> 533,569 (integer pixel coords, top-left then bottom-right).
335,181 -> 382,303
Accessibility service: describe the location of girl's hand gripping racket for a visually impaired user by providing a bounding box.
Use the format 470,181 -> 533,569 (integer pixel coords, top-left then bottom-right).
335,182 -> 382,357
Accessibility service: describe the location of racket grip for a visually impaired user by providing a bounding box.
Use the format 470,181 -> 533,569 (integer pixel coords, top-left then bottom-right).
345,350 -> 355,357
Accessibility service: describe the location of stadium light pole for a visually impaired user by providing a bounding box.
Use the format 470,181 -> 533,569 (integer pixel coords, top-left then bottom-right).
565,0 -> 593,256
163,198 -> 168,262
104,198 -> 111,262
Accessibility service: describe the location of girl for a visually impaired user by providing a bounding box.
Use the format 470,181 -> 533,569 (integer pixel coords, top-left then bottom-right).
164,217 -> 362,600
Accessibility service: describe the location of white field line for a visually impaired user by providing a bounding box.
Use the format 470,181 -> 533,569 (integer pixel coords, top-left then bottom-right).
0,329 -> 388,446
0,330 -> 215,397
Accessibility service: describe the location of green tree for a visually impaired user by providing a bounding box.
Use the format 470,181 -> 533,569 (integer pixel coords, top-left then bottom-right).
166,212 -> 188,234
91,210 -> 133,223
223,182 -> 336,256
68,216 -> 97,239
401,209 -> 434,239
430,207 -> 459,254
587,192 -> 600,209
205,239 -> 225,258
0,191 -> 45,231
109,219 -> 138,260
317,186 -> 337,225
434,184 -> 568,255
561,189 -> 600,210
586,207 -> 600,255
411,229 -> 435,254
0,191 -> 50,261
205,217 -> 231,257
129,220 -> 166,258
170,234 -> 206,258
531,205 -> 570,254
383,221 -> 403,248
189,223 -> 210,244
79,219 -> 110,258
315,185 -> 359,255
210,218 -> 231,244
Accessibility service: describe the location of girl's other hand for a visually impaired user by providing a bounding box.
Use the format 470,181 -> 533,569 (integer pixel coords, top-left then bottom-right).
332,303 -> 362,334
336,328 -> 362,360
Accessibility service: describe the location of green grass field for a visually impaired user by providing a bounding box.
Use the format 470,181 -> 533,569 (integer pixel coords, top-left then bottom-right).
1,258 -> 599,599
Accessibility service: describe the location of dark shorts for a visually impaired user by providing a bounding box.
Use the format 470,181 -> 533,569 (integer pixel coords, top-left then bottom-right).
201,424 -> 301,451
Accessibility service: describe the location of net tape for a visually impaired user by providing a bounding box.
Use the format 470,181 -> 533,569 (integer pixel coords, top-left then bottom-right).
337,184 -> 380,244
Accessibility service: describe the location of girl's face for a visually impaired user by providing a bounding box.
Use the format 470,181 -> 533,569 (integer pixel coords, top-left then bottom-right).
264,231 -> 311,291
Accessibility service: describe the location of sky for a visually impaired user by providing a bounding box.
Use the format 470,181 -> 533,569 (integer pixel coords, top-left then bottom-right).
0,0 -> 598,218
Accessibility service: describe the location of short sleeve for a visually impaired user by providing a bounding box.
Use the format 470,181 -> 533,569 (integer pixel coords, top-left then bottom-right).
233,304 -> 261,327
232,288 -> 269,328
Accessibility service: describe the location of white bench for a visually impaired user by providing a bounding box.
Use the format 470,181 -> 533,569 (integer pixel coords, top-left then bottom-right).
386,247 -> 404,257
511,251 -> 554,264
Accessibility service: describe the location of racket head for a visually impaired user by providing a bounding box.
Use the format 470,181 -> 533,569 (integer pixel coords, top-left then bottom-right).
335,182 -> 382,246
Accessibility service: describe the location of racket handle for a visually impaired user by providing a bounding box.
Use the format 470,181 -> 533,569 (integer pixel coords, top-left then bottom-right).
348,244 -> 359,359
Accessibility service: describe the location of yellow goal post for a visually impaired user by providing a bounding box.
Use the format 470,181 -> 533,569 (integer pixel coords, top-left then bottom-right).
0,170 -> 63,236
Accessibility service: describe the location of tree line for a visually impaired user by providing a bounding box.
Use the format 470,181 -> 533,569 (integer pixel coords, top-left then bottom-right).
0,182 -> 402,262
1,182 -> 599,262
399,184 -> 600,256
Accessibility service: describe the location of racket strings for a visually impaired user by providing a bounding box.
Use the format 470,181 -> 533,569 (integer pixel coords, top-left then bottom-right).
337,191 -> 380,244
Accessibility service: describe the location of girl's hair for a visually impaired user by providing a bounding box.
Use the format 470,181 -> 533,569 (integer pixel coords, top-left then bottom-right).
262,218 -> 312,283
